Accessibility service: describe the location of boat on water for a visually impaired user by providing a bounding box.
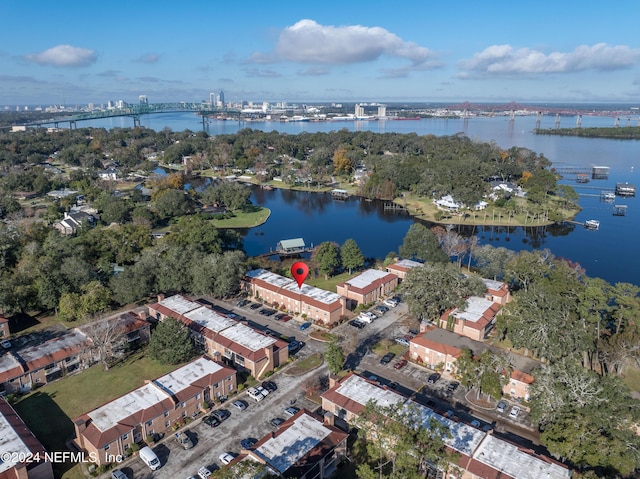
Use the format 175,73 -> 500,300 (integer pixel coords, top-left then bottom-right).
392,116 -> 421,120
585,219 -> 600,230
289,115 -> 310,122
602,192 -> 616,201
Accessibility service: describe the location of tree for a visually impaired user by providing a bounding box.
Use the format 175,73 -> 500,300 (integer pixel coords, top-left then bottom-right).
81,316 -> 127,371
340,238 -> 364,274
313,242 -> 340,279
167,214 -> 223,255
400,263 -> 485,323
398,224 -> 448,263
191,250 -> 246,298
149,317 -> 195,364
324,337 -> 345,375
153,189 -> 192,219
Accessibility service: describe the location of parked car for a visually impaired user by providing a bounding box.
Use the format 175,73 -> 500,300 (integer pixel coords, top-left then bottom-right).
262,381 -> 277,392
202,415 -> 221,427
284,406 -> 300,416
219,452 -> 236,465
270,417 -> 285,427
259,308 -> 276,316
236,299 -> 251,307
256,386 -> 269,397
111,470 -> 128,479
408,329 -> 419,336
394,337 -> 410,346
349,319 -> 366,329
198,467 -> 212,479
447,382 -> 459,392
231,400 -> 248,411
388,381 -> 399,389
300,321 -> 312,330
496,400 -> 508,413
175,431 -> 194,450
383,298 -> 399,308
380,352 -> 396,364
247,387 -> 265,402
211,409 -> 230,422
0,340 -> 11,349
509,406 -> 521,418
240,438 -> 258,449
249,303 -> 261,310
393,359 -> 408,370
374,305 -> 389,315
444,410 -> 454,418
274,313 -> 287,321
427,373 -> 440,384
357,313 -> 374,324
288,341 -> 301,353
470,419 -> 481,428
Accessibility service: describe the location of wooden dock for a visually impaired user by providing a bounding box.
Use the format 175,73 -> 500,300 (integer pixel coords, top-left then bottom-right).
256,237 -> 315,258
384,203 -> 409,213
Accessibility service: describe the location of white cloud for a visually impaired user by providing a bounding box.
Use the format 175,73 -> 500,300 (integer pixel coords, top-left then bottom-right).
135,53 -> 160,64
460,43 -> 640,75
265,19 -> 437,68
25,44 -> 97,67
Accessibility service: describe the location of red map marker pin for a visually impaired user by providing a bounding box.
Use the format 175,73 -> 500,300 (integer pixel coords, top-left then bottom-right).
291,262 -> 309,289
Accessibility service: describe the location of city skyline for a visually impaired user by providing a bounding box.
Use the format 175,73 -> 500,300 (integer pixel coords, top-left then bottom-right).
2,1 -> 640,106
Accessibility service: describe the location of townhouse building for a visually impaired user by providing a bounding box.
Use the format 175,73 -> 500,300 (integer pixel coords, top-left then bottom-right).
336,269 -> 398,308
321,373 -> 570,479
438,296 -> 501,342
0,313 -> 150,394
385,258 -> 424,281
244,269 -> 347,326
148,295 -> 288,379
234,409 -> 348,479
410,326 -> 538,401
73,357 -> 236,465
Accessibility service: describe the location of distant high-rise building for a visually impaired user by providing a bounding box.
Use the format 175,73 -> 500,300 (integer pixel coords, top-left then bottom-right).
219,90 -> 225,106
209,92 -> 215,106
355,104 -> 365,118
139,95 -> 148,105
377,105 -> 386,118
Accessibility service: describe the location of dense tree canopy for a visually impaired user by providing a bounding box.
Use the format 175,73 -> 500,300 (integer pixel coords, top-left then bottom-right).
149,317 -> 195,365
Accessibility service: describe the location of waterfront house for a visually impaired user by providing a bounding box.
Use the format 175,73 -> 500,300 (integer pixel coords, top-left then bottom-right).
148,294 -> 288,379
0,397 -> 54,479
233,409 -> 348,478
336,269 -> 398,308
321,373 -> 569,479
73,357 -> 236,465
244,269 -> 347,326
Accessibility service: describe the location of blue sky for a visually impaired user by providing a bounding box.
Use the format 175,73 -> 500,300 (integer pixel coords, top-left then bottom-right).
2,0 -> 640,106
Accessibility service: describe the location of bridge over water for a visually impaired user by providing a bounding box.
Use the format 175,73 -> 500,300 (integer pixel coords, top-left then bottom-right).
26,102 -> 241,129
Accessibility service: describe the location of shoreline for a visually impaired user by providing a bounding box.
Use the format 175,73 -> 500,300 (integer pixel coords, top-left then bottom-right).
237,176 -> 579,228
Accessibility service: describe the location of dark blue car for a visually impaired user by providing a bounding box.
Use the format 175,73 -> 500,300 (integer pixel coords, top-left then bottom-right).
300,321 -> 311,330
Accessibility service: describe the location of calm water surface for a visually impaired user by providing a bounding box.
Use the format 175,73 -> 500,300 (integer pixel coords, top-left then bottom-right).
88,112 -> 639,285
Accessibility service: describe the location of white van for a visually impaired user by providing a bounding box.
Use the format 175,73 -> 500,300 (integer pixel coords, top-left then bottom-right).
247,387 -> 265,402
139,446 -> 161,470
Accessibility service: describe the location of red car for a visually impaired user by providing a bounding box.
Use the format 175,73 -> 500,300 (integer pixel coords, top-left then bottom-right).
393,359 -> 408,370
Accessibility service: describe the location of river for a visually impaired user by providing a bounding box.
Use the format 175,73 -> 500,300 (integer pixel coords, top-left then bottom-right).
85,111 -> 639,285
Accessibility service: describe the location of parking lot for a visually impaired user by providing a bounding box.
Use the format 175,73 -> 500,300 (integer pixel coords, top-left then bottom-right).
117,365 -> 325,479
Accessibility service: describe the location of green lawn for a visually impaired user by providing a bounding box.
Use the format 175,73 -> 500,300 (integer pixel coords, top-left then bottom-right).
210,207 -> 271,228
371,339 -> 407,357
13,350 -> 182,478
307,271 -> 354,292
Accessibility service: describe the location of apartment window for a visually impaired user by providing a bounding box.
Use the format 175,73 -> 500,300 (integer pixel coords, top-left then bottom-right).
181,411 -> 186,418
165,420 -> 170,428
145,420 -> 152,427
181,402 -> 186,408
124,443 -> 130,450
195,393 -> 200,400
164,411 -> 169,418
122,433 -> 128,440
214,382 -> 219,389
104,444 -> 110,451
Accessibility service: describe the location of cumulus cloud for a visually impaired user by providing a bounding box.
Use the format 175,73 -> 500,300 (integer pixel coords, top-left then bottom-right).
25,44 -> 97,67
135,53 -> 160,64
260,19 -> 437,68
460,43 -> 640,75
